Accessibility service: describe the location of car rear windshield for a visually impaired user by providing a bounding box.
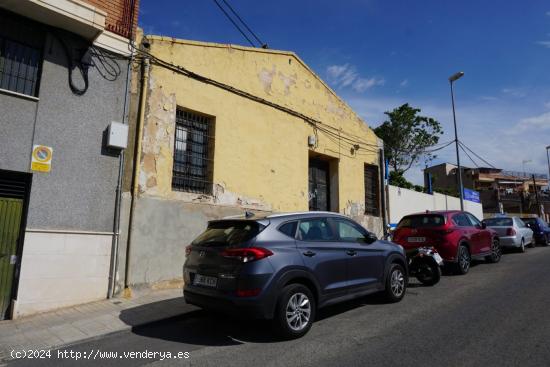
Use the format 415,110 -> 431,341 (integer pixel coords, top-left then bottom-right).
397,214 -> 445,228
192,220 -> 265,248
483,218 -> 512,227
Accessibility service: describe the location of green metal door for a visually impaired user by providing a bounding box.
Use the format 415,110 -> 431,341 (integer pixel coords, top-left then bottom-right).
0,197 -> 23,320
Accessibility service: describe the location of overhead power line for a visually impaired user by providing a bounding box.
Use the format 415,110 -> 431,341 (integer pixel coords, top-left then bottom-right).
458,143 -> 480,168
458,141 -> 496,168
220,0 -> 267,48
212,0 -> 255,47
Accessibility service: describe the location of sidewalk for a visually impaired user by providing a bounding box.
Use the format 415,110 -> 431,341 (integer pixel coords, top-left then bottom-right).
0,288 -> 193,362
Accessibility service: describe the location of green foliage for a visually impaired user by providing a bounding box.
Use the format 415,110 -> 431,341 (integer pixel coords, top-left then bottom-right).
389,170 -> 414,189
374,103 -> 443,173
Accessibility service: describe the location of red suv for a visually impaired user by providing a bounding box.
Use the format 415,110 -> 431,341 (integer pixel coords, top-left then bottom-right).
392,211 -> 501,274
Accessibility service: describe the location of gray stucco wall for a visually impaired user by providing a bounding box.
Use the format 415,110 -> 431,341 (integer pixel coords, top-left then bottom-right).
117,195 -> 269,290
0,93 -> 38,171
0,25 -> 129,232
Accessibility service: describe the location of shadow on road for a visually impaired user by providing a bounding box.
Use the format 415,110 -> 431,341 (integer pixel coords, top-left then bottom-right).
119,291 -> 395,346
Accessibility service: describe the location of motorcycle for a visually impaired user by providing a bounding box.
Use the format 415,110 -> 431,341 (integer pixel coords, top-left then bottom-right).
406,247 -> 443,286
383,226 -> 442,286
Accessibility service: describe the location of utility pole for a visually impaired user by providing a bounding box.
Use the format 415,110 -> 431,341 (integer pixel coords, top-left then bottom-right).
533,174 -> 541,217
449,71 -> 465,211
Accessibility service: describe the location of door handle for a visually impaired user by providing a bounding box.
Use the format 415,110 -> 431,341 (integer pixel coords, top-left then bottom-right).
302,251 -> 316,257
346,250 -> 357,256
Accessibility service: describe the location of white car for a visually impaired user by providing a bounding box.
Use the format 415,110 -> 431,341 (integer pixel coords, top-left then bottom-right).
482,216 -> 534,252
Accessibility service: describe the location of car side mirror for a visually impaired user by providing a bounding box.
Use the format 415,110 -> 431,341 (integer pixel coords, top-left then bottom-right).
481,222 -> 487,229
362,232 -> 378,244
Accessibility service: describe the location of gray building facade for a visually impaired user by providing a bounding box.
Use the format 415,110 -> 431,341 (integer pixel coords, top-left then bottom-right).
0,0 -> 138,319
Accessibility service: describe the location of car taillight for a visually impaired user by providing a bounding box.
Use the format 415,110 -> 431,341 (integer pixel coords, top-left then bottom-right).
221,247 -> 273,263
506,228 -> 516,236
185,245 -> 192,256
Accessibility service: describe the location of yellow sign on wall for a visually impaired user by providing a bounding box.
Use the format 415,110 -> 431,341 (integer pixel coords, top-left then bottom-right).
31,145 -> 53,173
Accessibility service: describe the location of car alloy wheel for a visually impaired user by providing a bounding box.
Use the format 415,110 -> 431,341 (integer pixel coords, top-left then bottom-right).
520,239 -> 525,253
490,239 -> 502,263
285,292 -> 312,332
390,268 -> 405,297
458,246 -> 470,273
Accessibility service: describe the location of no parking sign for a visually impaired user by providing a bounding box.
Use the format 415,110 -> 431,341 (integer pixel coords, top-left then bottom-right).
31,145 -> 53,173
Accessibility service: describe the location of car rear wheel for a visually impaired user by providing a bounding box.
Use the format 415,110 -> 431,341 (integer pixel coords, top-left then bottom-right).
274,284 -> 315,339
519,238 -> 525,253
485,238 -> 502,263
456,245 -> 471,275
544,235 -> 550,247
384,263 -> 407,302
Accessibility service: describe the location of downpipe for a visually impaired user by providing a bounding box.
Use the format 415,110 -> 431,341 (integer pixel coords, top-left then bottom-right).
124,57 -> 150,296
107,50 -> 133,299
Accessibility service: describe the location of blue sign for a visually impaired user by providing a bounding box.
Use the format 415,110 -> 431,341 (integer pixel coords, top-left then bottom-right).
463,188 -> 480,203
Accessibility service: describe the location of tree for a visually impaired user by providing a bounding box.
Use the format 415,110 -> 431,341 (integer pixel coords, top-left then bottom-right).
374,104 -> 443,174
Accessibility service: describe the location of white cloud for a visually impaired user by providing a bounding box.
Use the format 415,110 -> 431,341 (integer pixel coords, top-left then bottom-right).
544,101 -> 550,109
479,96 -> 498,101
352,77 -> 385,92
326,64 -> 384,93
516,112 -> 550,131
400,79 -> 409,87
536,41 -> 550,48
501,87 -> 527,98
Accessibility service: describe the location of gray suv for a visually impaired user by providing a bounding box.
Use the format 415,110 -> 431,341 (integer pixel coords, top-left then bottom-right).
183,211 -> 407,338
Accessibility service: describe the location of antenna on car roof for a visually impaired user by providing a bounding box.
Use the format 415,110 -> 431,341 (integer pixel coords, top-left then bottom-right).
245,210 -> 255,218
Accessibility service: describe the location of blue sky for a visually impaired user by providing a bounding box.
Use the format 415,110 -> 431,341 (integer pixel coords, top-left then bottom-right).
139,0 -> 550,184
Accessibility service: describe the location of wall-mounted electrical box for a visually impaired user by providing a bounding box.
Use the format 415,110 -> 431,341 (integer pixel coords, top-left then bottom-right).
308,135 -> 316,147
107,121 -> 128,149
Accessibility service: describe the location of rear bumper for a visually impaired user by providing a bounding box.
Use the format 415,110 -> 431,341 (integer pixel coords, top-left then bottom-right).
499,236 -> 521,248
184,287 -> 274,319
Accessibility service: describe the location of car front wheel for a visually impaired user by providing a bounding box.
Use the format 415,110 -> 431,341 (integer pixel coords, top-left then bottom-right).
384,263 -> 407,302
274,284 -> 315,339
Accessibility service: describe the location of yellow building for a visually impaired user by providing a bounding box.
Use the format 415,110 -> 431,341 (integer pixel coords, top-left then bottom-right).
119,35 -> 385,290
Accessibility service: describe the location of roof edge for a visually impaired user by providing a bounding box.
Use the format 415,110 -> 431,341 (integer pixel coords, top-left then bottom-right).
144,35 -> 373,131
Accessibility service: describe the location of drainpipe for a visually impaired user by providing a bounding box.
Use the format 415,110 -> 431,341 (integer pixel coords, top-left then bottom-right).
124,57 -> 150,296
379,147 -> 388,238
107,50 -> 133,299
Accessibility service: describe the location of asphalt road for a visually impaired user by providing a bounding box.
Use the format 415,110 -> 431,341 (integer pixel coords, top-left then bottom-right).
9,246 -> 550,367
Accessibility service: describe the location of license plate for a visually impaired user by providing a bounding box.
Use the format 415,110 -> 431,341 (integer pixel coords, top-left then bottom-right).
193,274 -> 218,288
408,236 -> 426,243
433,253 -> 444,265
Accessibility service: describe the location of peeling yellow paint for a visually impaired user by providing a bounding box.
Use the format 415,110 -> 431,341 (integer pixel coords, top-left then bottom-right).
136,36 -> 381,218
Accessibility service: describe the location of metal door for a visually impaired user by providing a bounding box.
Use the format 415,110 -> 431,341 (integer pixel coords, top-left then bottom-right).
309,159 -> 330,211
0,197 -> 23,319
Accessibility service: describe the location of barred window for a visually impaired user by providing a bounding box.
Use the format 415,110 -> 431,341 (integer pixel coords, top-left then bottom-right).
172,108 -> 214,194
364,164 -> 380,216
0,36 -> 42,97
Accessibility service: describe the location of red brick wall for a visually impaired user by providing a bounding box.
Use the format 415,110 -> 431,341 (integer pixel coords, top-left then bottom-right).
85,0 -> 140,39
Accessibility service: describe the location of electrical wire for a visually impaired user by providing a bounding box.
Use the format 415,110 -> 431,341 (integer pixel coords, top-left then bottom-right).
458,143 -> 480,168
458,140 -> 496,168
127,40 -> 450,158
49,31 -> 89,95
212,0 -> 256,47
220,0 -> 267,48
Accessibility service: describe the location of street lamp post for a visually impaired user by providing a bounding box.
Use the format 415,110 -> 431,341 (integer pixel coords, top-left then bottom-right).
449,71 -> 465,211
